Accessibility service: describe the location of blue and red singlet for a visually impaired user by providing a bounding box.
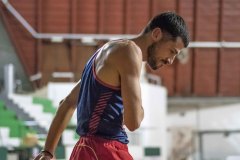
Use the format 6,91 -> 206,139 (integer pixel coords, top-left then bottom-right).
75,48 -> 128,144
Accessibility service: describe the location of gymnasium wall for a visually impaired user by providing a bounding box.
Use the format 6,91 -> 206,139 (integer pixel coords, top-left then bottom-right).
0,0 -> 239,96
168,103 -> 240,159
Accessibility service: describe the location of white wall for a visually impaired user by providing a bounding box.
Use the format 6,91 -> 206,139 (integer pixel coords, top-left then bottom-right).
47,82 -> 77,126
168,103 -> 240,160
127,83 -> 167,160
168,103 -> 240,131
47,82 -> 76,107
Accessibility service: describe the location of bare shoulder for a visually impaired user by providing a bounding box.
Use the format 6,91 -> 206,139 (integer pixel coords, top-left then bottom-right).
109,39 -> 141,58
106,40 -> 142,71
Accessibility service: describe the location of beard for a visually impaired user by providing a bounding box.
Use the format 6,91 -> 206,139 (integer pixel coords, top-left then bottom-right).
147,42 -> 159,70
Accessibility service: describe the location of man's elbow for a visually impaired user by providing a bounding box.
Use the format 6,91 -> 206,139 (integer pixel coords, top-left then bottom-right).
126,121 -> 141,132
125,107 -> 144,131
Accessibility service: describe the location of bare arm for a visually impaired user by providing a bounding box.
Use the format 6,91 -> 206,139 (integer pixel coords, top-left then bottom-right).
34,80 -> 81,159
114,42 -> 144,131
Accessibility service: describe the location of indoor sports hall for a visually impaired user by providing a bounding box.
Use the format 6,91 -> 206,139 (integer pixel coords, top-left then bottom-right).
0,0 -> 240,160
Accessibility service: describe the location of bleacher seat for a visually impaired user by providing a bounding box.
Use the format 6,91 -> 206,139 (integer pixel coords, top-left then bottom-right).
33,97 -> 56,114
33,97 -> 77,126
8,94 -> 78,147
0,128 -> 21,147
0,100 -> 36,148
0,127 -> 10,146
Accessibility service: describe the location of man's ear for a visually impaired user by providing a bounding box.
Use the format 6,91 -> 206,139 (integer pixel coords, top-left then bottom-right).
151,28 -> 162,42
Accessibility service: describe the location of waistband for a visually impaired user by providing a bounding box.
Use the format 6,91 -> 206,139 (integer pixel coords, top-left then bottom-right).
79,135 -> 128,150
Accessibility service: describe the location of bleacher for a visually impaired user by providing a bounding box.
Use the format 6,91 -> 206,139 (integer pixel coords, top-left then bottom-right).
32,97 -> 56,115
0,100 -> 35,148
7,94 -> 79,159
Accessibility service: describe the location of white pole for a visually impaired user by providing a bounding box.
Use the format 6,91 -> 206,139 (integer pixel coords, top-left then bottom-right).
4,64 -> 15,95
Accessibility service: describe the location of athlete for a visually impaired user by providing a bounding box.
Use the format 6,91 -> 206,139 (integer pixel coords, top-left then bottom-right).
34,11 -> 189,160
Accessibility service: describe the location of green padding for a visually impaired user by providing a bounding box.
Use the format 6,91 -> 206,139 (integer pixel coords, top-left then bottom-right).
0,110 -> 16,118
0,105 -> 6,110
0,103 -> 17,118
32,97 -> 56,114
55,145 -> 65,159
0,105 -> 5,110
144,147 -> 161,156
0,101 -> 6,110
0,119 -> 23,125
0,120 -> 32,138
0,100 -> 5,107
0,147 -> 7,160
0,102 -> 36,138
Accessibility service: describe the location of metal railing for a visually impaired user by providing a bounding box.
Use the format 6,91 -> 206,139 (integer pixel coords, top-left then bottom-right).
2,0 -> 240,48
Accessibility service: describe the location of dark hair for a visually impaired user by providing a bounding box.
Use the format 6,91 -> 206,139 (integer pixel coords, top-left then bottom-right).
143,12 -> 189,47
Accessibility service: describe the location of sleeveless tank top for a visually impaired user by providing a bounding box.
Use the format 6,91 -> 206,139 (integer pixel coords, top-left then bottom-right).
76,48 -> 128,144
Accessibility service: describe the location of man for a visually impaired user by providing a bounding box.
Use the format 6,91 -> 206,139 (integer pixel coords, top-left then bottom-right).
34,11 -> 189,160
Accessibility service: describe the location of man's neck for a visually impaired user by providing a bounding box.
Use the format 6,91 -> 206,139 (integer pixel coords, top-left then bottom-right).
131,34 -> 150,62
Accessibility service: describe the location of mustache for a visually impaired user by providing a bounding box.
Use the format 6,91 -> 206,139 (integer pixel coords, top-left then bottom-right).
160,59 -> 169,65
147,59 -> 169,70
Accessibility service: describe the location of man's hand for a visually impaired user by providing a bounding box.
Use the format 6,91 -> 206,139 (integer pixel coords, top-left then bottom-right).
33,151 -> 53,160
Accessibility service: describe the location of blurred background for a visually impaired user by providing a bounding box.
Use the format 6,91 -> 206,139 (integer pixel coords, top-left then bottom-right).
0,0 -> 240,160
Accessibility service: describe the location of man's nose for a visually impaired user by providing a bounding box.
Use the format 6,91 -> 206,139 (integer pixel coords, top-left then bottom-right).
167,56 -> 176,65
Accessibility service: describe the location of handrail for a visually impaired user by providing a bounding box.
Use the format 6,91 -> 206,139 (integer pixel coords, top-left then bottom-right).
2,0 -> 134,40
2,0 -> 240,48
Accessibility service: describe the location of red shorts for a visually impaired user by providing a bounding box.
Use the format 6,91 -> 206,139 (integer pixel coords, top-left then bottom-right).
69,136 -> 133,160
